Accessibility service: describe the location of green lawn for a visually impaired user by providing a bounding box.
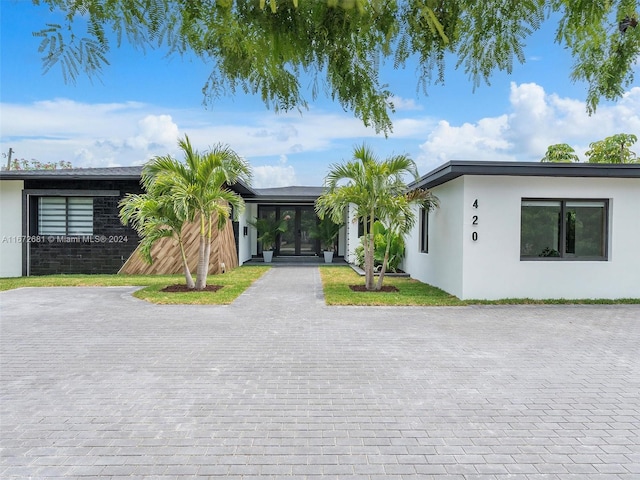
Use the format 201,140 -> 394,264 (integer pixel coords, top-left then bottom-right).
1,265 -> 637,306
0,266 -> 270,305
319,266 -> 640,306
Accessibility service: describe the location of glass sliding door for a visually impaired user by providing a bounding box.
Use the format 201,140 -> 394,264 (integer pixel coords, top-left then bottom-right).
298,206 -> 317,255
259,205 -> 319,256
278,208 -> 296,255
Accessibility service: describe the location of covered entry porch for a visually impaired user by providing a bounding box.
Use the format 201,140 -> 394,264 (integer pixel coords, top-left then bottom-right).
239,186 -> 349,265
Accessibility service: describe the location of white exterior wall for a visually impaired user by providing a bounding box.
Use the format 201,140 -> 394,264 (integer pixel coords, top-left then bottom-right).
404,177 -> 465,298
345,203 -> 360,264
0,180 -> 24,277
460,175 -> 640,300
405,175 -> 640,300
237,203 -> 257,264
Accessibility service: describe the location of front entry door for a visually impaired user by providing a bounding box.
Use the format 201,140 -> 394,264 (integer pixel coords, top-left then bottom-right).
278,206 -> 318,255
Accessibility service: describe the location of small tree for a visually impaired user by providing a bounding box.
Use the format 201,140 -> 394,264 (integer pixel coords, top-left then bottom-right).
119,189 -> 195,289
541,144 -> 579,163
586,133 -> 638,163
316,144 -> 436,291
142,135 -> 251,290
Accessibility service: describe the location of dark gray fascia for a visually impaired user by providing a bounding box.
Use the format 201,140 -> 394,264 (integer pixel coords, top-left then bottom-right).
409,161 -> 640,190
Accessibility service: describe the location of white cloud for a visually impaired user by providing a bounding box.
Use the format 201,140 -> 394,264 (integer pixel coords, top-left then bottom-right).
390,96 -> 423,111
418,116 -> 512,171
2,85 -> 639,186
417,83 -> 640,171
252,156 -> 298,188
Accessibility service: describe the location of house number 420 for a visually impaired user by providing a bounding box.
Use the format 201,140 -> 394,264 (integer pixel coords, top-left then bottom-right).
471,199 -> 478,241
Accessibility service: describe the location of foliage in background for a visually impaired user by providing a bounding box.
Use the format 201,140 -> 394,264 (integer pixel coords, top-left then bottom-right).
31,0 -> 640,134
586,133 -> 638,164
3,159 -> 73,170
540,143 -> 579,163
541,134 -> 638,163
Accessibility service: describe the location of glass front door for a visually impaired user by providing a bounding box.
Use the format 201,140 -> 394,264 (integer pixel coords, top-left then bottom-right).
262,206 -> 318,256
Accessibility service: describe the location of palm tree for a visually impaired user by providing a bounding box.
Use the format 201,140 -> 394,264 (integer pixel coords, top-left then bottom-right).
143,135 -> 252,290
119,189 -> 195,289
316,144 -> 434,291
375,188 -> 438,289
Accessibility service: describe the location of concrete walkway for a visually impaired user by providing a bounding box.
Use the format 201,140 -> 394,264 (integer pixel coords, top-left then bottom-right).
1,266 -> 639,479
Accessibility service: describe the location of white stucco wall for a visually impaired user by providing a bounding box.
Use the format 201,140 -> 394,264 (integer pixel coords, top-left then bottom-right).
237,203 -> 257,264
404,177 -> 465,297
459,175 -> 640,300
345,203 -> 360,264
0,180 -> 24,277
406,175 -> 640,300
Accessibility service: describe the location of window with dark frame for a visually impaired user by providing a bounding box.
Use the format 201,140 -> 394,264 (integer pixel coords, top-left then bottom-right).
420,207 -> 429,253
520,199 -> 608,260
38,197 -> 94,235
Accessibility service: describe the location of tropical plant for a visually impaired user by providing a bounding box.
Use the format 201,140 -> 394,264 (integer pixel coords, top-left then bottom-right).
354,220 -> 405,273
375,188 -> 438,288
119,189 -> 195,289
541,144 -> 579,163
141,135 -> 251,290
316,143 -> 436,291
247,214 -> 288,251
586,133 -> 638,163
308,216 -> 343,252
30,1 -> 639,134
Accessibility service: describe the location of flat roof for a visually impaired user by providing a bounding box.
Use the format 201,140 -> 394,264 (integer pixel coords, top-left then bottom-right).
0,166 -> 144,181
410,161 -> 640,190
0,166 -> 256,196
248,186 -> 325,203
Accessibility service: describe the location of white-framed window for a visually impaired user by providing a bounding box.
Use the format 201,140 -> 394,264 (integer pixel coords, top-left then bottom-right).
520,199 -> 608,260
38,197 -> 94,235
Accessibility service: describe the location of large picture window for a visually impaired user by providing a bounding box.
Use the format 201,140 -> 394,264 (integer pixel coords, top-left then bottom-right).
420,207 -> 429,253
520,199 -> 607,260
38,197 -> 94,235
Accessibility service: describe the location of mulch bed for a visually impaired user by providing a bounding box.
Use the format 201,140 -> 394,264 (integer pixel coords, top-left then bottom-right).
161,284 -> 224,293
349,285 -> 399,292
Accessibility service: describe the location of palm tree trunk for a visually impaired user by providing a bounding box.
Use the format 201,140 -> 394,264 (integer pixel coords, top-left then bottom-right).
375,239 -> 391,290
195,213 -> 207,290
364,215 -> 375,290
202,214 -> 213,286
177,234 -> 195,289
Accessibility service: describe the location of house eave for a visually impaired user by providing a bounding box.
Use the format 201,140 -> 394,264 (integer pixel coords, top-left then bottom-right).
409,161 -> 640,190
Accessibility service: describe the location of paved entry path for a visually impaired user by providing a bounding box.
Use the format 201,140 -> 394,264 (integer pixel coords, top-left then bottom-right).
1,266 -> 640,479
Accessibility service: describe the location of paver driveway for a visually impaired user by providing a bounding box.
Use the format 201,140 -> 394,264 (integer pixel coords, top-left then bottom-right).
1,266 -> 639,479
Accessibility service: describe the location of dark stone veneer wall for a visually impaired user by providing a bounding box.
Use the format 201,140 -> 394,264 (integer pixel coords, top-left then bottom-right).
25,179 -> 143,275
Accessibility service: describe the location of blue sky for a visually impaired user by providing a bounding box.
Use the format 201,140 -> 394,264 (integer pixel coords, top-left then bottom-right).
1,1 -> 639,187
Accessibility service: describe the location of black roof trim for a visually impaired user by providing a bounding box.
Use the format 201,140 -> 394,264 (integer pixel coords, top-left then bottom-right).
0,166 -> 257,196
410,161 -> 640,190
0,166 -> 144,180
246,186 -> 325,203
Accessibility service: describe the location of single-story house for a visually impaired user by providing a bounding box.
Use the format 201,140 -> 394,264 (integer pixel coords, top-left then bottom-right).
402,161 -> 640,300
1,161 -> 638,300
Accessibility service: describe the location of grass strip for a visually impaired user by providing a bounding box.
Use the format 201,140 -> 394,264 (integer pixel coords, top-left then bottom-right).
0,266 -> 270,305
319,266 -> 640,306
